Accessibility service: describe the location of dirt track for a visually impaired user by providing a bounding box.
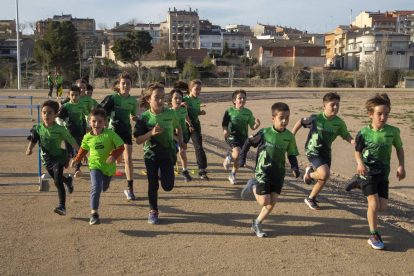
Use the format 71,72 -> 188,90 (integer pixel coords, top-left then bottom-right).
0,88 -> 414,275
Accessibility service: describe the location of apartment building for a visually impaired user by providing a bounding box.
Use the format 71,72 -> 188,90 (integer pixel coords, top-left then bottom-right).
0,38 -> 35,58
247,38 -> 274,60
135,23 -> 161,43
106,23 -> 134,43
199,30 -> 223,55
259,40 -> 325,67
325,25 -> 358,68
353,11 -> 397,32
0,20 -> 17,36
226,24 -> 251,32
223,32 -> 245,56
164,7 -> 200,51
36,14 -> 96,35
344,31 -> 414,70
393,11 -> 414,37
252,23 -> 303,37
199,20 -> 212,31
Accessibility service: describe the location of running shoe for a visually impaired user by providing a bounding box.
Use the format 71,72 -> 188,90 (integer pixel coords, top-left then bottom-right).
74,169 -> 83,178
368,233 -> 386,250
304,197 -> 319,210
64,174 -> 74,195
345,174 -> 360,192
229,173 -> 237,185
251,220 -> 267,237
148,209 -> 159,224
198,170 -> 209,180
53,205 -> 66,216
124,188 -> 136,201
90,213 -> 101,225
223,155 -> 231,170
182,170 -> 192,183
241,178 -> 256,200
303,166 -> 314,185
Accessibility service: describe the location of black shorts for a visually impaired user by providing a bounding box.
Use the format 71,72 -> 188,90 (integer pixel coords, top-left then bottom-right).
307,155 -> 331,169
118,133 -> 132,145
225,138 -> 244,149
359,180 -> 389,199
255,180 -> 282,195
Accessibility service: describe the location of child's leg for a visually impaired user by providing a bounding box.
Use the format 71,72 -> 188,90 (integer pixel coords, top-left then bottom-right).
309,164 -> 330,198
366,194 -> 380,232
231,146 -> 241,173
74,135 -> 83,171
124,144 -> 133,186
48,86 -> 53,97
90,169 -> 103,211
159,158 -> 175,192
145,158 -> 160,211
102,175 -> 112,192
179,149 -> 188,169
190,129 -> 207,170
255,192 -> 279,222
47,164 -> 66,206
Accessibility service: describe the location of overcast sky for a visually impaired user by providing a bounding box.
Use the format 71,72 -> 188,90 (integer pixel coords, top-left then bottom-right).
2,0 -> 414,34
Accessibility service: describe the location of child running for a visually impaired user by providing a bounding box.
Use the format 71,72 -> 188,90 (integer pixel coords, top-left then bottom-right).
348,93 -> 405,250
87,84 -> 99,108
98,72 -> 138,200
183,79 -> 208,179
292,92 -> 354,210
169,88 -> 192,182
26,100 -> 79,215
222,89 -> 260,184
58,85 -> 88,177
239,102 -> 299,237
72,108 -> 125,225
134,83 -> 185,224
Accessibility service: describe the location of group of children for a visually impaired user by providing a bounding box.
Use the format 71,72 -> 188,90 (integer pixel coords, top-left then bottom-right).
26,73 -> 405,250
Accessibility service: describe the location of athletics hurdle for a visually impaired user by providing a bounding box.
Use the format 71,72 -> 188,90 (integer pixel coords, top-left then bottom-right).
0,104 -> 45,191
0,96 -> 34,121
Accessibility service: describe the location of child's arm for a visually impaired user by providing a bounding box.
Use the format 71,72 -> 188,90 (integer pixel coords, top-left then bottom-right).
396,147 -> 405,181
222,110 -> 230,139
26,126 -> 40,155
176,126 -> 187,151
26,142 -> 36,155
72,147 -> 89,167
222,126 -> 230,139
136,123 -> 163,145
345,135 -> 355,145
288,155 -> 300,178
251,118 -> 260,130
199,110 -> 206,115
292,119 -> 303,135
72,142 -> 80,152
107,145 -> 125,163
238,131 -> 262,168
355,151 -> 367,176
186,114 -> 195,133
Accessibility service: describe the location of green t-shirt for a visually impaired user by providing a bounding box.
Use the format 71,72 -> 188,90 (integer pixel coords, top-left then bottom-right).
183,95 -> 201,132
301,112 -> 350,158
55,76 -> 62,84
171,106 -> 189,141
47,76 -> 53,86
240,126 -> 299,186
92,98 -> 99,109
355,124 -> 403,182
58,102 -> 88,136
99,93 -> 138,136
222,106 -> 256,144
79,94 -> 94,113
81,128 -> 124,176
134,108 -> 180,163
28,123 -> 76,169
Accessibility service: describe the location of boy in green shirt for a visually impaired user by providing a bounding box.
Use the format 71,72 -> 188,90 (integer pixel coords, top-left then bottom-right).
72,108 -> 125,225
292,92 -> 354,210
47,72 -> 54,99
26,100 -> 80,216
87,84 -> 99,108
239,102 -> 299,237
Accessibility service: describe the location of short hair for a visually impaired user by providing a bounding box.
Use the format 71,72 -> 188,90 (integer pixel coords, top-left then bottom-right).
189,79 -> 202,89
323,92 -> 340,103
117,71 -> 132,83
139,83 -> 165,110
365,93 -> 391,113
168,88 -> 183,104
158,81 -> 166,86
68,85 -> 80,94
272,102 -> 290,116
75,79 -> 88,85
111,80 -> 120,93
87,84 -> 93,91
48,72 -> 51,75
89,107 -> 107,120
232,89 -> 246,105
173,81 -> 189,93
42,100 -> 59,114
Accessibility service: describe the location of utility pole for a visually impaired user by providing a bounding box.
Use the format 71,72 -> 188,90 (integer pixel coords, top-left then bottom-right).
15,0 -> 21,89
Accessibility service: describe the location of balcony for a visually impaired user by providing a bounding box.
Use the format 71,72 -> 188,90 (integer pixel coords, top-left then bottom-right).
344,47 -> 362,53
373,25 -> 395,29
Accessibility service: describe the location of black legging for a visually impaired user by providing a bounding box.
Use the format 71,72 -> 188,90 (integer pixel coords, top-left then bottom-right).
46,163 -> 70,206
189,129 -> 207,170
56,84 -> 62,97
48,85 -> 53,97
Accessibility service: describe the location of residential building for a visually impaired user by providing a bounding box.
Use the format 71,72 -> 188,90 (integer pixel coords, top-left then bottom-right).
223,32 -> 245,56
283,32 -> 325,46
259,40 -> 326,67
135,23 -> 161,43
0,38 -> 35,59
353,11 -> 397,32
199,20 -> 212,31
324,25 -> 358,68
247,38 -> 274,60
252,23 -> 303,37
393,11 -> 414,37
242,32 -> 254,54
106,23 -> 134,43
199,30 -> 223,55
165,7 -> 200,51
35,14 -> 96,35
226,24 -> 251,32
0,20 -> 17,36
344,31 -> 414,70
36,19 -> 52,34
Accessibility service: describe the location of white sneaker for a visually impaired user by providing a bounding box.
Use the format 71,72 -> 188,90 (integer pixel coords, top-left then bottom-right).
251,220 -> 267,237
223,155 -> 231,170
229,173 -> 237,185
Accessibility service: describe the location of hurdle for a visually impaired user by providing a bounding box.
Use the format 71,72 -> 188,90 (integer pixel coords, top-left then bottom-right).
0,104 -> 44,191
0,96 -> 34,121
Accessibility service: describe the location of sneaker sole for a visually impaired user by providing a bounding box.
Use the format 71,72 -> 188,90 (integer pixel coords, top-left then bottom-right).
251,226 -> 267,237
303,167 -> 313,185
304,198 -> 319,210
124,190 -> 135,201
148,220 -> 159,224
368,239 -> 386,250
345,174 -> 359,192
90,220 -> 101,226
74,171 -> 83,178
228,177 -> 237,185
54,209 -> 66,216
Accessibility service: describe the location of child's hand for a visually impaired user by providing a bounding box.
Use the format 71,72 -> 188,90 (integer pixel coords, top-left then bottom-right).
255,118 -> 261,127
189,126 -> 195,133
292,168 -> 300,178
224,130 -> 230,139
200,110 -> 206,115
71,159 -> 78,168
350,139 -> 355,146
26,149 -> 32,155
397,166 -> 406,181
181,102 -> 189,108
179,143 -> 187,151
357,163 -> 367,176
106,156 -> 116,164
151,123 -> 164,136
82,156 -> 88,164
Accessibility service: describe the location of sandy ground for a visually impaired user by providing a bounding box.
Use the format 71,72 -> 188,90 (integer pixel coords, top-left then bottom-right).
0,88 -> 414,275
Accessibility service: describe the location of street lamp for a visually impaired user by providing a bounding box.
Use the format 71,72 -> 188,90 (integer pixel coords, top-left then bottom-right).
15,0 -> 21,89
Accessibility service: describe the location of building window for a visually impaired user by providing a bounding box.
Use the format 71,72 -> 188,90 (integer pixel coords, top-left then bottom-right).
173,21 -> 176,27
232,43 -> 235,47
232,37 -> 235,40
193,29 -> 196,34
238,44 -> 242,48
300,49 -> 304,53
238,37 -> 242,40
397,51 -> 406,55
275,50 -> 281,53
141,28 -> 144,30
193,43 -> 196,48
225,37 -> 229,40
287,50 -> 292,54
193,21 -> 196,27
185,21 -> 190,26
172,28 -> 176,33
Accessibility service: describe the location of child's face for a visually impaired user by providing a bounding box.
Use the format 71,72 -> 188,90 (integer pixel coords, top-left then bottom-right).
190,84 -> 201,98
323,99 -> 340,117
41,106 -> 57,125
89,115 -> 106,132
171,92 -> 182,108
148,88 -> 165,111
77,83 -> 87,97
272,110 -> 290,131
120,78 -> 131,94
233,93 -> 246,109
69,91 -> 80,103
86,90 -> 93,97
369,105 -> 390,129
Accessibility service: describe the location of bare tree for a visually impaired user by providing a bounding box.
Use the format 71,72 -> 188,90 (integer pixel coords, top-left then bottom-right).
18,22 -> 27,34
21,40 -> 35,88
97,22 -> 108,30
360,34 -> 389,88
126,18 -> 140,26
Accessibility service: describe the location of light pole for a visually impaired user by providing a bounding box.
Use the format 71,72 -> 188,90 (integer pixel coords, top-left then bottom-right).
15,0 -> 21,89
